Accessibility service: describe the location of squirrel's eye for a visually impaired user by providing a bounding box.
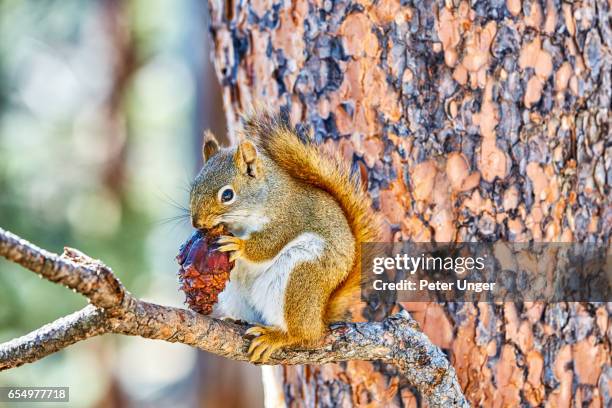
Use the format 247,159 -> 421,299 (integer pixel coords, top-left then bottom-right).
218,185 -> 236,204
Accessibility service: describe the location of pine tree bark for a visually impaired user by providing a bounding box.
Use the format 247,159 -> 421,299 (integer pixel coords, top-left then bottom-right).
207,1 -> 611,406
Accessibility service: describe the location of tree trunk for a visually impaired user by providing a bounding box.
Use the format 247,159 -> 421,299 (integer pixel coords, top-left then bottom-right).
206,0 -> 611,406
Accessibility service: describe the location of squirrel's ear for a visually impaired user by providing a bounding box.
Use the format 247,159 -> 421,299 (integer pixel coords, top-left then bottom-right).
202,130 -> 220,162
234,140 -> 262,178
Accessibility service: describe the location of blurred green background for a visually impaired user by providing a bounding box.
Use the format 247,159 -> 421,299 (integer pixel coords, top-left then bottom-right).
0,0 -> 262,406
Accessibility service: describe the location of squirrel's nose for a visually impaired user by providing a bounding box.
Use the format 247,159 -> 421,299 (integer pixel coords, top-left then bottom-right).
191,216 -> 203,230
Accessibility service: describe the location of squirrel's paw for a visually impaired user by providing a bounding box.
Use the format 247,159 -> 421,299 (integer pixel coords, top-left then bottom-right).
245,326 -> 288,363
217,235 -> 245,262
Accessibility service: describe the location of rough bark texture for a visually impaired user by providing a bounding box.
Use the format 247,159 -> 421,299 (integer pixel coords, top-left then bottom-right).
0,228 -> 468,407
206,0 -> 611,406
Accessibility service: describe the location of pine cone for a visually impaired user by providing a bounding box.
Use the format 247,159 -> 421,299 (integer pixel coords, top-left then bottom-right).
176,227 -> 233,315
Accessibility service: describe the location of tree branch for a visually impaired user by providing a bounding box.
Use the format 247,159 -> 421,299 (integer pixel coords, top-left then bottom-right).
0,227 -> 469,407
0,305 -> 109,370
0,230 -> 125,308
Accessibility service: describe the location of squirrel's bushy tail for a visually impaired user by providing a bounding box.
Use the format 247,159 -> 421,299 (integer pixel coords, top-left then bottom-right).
242,111 -> 380,322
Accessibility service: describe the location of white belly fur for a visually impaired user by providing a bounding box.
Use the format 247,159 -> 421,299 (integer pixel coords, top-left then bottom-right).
213,232 -> 325,330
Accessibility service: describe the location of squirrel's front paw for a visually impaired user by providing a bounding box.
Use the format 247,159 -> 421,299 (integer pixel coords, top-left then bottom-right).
245,326 -> 288,363
217,235 -> 245,262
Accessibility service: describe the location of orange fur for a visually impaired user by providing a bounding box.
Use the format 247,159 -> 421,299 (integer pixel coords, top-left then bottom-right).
242,112 -> 381,322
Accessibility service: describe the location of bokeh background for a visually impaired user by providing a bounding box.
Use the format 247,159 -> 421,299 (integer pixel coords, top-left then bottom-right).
0,0 -> 263,406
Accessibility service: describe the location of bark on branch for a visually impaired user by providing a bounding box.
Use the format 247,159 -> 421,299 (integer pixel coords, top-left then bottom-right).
0,227 -> 469,407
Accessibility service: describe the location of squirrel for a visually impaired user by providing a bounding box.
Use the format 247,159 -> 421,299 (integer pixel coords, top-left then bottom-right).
189,111 -> 379,363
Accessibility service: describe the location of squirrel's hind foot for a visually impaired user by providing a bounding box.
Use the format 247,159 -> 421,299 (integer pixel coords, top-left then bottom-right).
245,325 -> 289,363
